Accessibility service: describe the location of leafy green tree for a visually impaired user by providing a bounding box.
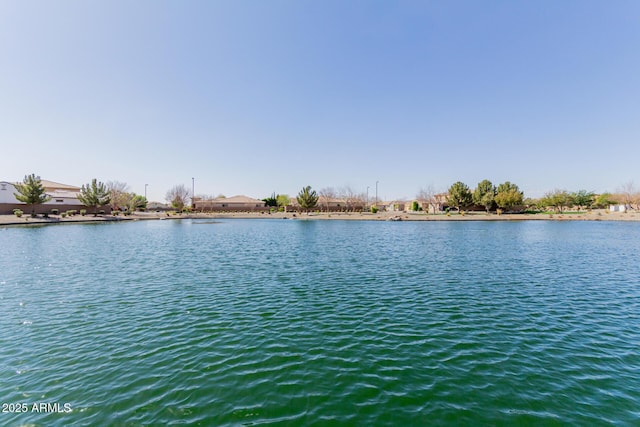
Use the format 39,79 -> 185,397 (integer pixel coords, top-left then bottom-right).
540,189 -> 571,213
263,193 -> 278,207
535,197 -> 549,211
593,193 -> 617,208
446,181 -> 472,211
297,186 -> 318,211
496,181 -> 521,196
13,174 -> 51,217
495,189 -> 523,211
276,194 -> 291,210
495,182 -> 523,211
411,200 -> 420,211
571,190 -> 594,211
473,179 -> 496,212
78,179 -> 111,216
127,194 -> 147,212
523,198 -> 538,210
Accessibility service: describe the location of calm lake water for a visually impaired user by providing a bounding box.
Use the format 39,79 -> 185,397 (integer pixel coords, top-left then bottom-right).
1,219 -> 639,426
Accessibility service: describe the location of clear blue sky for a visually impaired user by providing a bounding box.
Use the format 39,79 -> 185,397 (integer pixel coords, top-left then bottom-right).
1,1 -> 639,202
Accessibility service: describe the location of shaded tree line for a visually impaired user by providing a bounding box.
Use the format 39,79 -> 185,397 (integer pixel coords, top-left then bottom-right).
446,180 -> 524,212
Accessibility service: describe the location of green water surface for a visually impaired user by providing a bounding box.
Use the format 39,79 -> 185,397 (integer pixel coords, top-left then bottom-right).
1,219 -> 639,426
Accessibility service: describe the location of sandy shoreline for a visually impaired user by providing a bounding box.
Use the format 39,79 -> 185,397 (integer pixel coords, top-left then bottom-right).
1,209 -> 639,227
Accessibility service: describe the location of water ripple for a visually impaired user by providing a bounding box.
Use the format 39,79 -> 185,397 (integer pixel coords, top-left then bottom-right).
0,220 -> 639,425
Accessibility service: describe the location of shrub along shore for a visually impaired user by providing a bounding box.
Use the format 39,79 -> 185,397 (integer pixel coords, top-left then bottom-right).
1,209 -> 639,227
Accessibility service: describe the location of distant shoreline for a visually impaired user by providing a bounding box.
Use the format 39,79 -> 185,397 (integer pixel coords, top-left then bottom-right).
1,209 -> 639,227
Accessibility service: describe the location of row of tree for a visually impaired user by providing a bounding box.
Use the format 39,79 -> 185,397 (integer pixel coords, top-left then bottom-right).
13,174 -> 148,217
162,178 -> 639,215
437,180 -> 639,213
531,190 -> 635,213
13,174 -> 639,217
286,181 -> 637,214
444,180 -> 524,212
262,193 -> 292,209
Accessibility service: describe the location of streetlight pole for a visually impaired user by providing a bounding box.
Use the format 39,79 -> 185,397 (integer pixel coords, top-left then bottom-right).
192,177 -> 195,209
375,181 -> 379,207
144,184 -> 148,200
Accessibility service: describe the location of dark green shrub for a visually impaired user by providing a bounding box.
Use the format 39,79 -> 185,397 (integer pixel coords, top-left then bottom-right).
13,209 -> 23,218
51,209 -> 59,215
370,206 -> 378,213
80,209 -> 86,216
61,212 -> 67,218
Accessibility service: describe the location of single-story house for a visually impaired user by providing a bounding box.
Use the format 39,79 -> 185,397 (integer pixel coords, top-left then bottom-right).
385,201 -> 407,212
416,193 -> 448,213
194,195 -> 267,211
147,201 -> 170,211
317,197 -> 365,212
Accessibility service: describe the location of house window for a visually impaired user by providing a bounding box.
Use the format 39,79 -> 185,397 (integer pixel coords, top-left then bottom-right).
56,199 -> 64,203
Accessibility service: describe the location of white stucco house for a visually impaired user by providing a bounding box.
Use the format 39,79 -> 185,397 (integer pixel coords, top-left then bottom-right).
0,179 -> 84,214
0,181 -> 19,204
